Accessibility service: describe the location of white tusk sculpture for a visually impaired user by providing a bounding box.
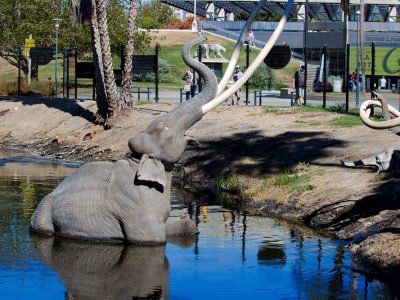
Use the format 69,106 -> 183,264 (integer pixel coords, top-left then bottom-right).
202,0 -> 294,114
217,0 -> 266,95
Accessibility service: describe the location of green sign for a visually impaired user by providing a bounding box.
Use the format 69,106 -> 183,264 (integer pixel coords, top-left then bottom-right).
350,47 -> 400,76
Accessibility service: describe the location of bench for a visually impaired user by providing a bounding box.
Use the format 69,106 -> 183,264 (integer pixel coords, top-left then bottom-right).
254,90 -> 296,106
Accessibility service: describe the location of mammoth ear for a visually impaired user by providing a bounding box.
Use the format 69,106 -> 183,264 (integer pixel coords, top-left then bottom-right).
136,154 -> 167,187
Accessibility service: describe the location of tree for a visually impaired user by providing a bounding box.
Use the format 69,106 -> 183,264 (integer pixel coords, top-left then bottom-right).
76,0 -> 147,127
136,0 -> 178,29
0,0 -> 84,77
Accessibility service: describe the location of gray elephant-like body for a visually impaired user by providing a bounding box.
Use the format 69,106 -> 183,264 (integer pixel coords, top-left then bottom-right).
30,157 -> 173,244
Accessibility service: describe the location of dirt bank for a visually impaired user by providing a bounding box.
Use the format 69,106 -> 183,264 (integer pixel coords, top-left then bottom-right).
1,95 -> 400,284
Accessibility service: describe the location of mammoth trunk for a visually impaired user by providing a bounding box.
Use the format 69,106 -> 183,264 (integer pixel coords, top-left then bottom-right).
160,36 -> 218,133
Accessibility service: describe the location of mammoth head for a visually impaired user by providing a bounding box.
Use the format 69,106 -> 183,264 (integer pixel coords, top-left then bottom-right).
128,120 -> 187,164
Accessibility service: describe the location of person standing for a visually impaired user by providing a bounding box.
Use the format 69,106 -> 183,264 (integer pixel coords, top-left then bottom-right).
380,76 -> 387,90
182,69 -> 193,101
246,29 -> 255,46
292,65 -> 305,106
190,68 -> 198,98
232,65 -> 243,106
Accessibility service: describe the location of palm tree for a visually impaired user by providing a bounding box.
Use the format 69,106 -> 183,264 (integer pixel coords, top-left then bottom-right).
72,0 -> 138,127
121,0 -> 138,105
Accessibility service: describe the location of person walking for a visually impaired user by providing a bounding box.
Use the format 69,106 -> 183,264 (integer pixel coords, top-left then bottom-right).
182,69 -> 193,101
292,65 -> 305,106
232,65 -> 243,106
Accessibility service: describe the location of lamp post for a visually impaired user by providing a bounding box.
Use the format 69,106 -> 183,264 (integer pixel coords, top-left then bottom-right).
192,0 -> 197,31
355,10 -> 360,107
54,18 -> 60,97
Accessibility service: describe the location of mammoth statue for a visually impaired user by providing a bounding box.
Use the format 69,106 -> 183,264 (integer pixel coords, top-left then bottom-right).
30,0 -> 294,244
342,93 -> 400,174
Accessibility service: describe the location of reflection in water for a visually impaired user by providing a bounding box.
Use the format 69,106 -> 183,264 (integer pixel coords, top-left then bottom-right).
0,151 -> 399,298
31,235 -> 171,299
257,240 -> 286,266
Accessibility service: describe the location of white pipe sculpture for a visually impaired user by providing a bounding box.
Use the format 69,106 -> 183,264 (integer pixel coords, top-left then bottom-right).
217,0 -> 266,95
203,0 -> 294,114
342,92 -> 400,173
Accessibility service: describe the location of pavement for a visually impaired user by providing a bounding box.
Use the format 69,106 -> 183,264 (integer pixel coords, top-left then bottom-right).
76,88 -> 400,111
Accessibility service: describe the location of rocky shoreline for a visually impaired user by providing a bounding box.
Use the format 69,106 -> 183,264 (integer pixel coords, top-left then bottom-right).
1,96 -> 399,287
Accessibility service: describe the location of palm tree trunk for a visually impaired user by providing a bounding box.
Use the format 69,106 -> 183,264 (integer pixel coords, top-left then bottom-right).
90,2 -> 108,123
120,0 -> 138,105
94,0 -> 120,123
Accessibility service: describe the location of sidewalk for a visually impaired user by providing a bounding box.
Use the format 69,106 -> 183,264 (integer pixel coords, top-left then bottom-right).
77,89 -> 400,110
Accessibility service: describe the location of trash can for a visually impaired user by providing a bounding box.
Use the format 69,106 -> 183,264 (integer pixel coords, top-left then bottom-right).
333,79 -> 342,93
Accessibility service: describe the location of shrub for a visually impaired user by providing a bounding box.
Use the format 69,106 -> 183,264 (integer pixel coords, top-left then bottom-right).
249,64 -> 275,90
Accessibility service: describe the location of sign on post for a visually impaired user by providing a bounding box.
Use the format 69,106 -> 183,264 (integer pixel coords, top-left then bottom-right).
132,55 -> 156,73
24,38 -> 35,57
30,48 -> 54,65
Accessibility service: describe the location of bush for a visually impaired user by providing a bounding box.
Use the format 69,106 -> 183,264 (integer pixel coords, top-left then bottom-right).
249,64 -> 275,90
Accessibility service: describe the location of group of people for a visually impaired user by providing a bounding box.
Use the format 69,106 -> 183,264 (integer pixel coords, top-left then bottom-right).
182,68 -> 198,100
349,72 -> 387,91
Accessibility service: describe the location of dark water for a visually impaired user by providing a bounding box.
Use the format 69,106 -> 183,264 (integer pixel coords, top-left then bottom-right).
0,150 -> 398,299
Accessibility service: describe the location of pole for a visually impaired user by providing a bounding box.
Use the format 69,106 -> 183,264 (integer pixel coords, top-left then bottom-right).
27,33 -> 32,86
192,0 -> 197,31
198,45 -> 202,92
345,43 -> 349,112
371,42 -> 375,97
63,48 -> 67,98
323,44 -> 327,108
74,48 -> 78,99
155,44 -> 160,103
67,49 -> 70,100
54,18 -> 60,97
245,44 -> 250,105
355,11 -> 360,107
18,46 -> 21,96
303,0 -> 309,106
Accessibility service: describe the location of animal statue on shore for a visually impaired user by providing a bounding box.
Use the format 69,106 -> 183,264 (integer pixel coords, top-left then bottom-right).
342,93 -> 400,174
201,43 -> 227,59
30,0 -> 294,244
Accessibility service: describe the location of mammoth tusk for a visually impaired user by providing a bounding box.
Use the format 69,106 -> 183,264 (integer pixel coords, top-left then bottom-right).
359,99 -> 400,130
201,0 -> 294,114
217,0 -> 266,95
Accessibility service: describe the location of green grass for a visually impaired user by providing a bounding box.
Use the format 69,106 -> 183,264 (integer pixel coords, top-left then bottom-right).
215,173 -> 241,190
263,106 -> 279,113
329,115 -> 363,127
273,171 -> 311,189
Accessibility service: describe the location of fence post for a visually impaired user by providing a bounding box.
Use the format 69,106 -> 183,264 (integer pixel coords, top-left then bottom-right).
63,48 -> 67,99
345,43 -> 349,112
155,43 -> 159,103
371,42 -> 375,98
18,46 -> 22,96
245,44 -> 250,105
253,91 -> 257,106
322,44 -> 327,108
74,49 -> 78,99
198,45 -> 202,93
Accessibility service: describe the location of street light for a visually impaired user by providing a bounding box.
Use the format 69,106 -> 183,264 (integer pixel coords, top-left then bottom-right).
355,10 -> 360,107
192,0 -> 197,31
54,18 -> 61,97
